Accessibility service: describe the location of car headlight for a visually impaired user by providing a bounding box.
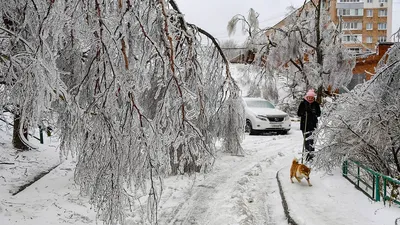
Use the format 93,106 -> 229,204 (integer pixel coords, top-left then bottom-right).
256,115 -> 268,121
285,115 -> 290,121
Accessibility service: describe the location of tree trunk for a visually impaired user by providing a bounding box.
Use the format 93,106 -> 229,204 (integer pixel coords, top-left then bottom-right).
13,115 -> 29,151
316,85 -> 324,104
315,0 -> 324,104
169,144 -> 201,175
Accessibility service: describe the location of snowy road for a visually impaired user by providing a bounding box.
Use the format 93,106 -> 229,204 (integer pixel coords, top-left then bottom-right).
159,128 -> 304,225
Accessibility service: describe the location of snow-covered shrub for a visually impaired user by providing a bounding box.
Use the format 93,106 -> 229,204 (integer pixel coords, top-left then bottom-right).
314,43 -> 400,178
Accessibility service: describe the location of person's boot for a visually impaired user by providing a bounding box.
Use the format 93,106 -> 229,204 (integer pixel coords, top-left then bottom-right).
306,152 -> 314,162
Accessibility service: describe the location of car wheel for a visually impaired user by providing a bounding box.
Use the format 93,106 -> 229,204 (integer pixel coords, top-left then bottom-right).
245,120 -> 251,133
246,120 -> 257,135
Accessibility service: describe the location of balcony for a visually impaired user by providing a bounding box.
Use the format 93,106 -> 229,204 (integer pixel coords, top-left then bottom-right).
336,2 -> 364,9
337,8 -> 364,17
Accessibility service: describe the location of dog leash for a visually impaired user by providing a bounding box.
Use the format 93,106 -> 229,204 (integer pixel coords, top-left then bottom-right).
301,111 -> 307,164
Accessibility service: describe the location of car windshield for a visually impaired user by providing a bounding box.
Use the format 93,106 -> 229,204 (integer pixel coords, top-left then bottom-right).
245,99 -> 275,109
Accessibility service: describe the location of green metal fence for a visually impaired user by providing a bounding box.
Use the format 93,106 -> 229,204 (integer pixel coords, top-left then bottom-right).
342,159 -> 400,206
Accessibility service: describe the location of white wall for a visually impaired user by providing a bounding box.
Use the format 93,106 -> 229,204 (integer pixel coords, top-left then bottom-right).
387,0 -> 393,39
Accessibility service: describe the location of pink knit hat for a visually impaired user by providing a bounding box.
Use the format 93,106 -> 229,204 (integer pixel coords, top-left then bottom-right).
305,89 -> 316,98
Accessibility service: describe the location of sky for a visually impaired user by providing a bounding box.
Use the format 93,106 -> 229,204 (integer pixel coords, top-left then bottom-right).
175,0 -> 400,44
1,67 -> 399,224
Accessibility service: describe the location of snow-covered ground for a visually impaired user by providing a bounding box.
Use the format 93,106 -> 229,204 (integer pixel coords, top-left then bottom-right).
0,120 -> 399,225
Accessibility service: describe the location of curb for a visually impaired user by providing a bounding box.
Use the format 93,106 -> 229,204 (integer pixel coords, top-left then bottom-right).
12,163 -> 61,196
276,167 -> 299,225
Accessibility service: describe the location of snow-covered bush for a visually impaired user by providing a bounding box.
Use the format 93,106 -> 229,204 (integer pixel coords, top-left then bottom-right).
314,43 -> 400,178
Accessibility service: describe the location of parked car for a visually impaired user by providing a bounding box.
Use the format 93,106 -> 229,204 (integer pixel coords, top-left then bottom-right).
243,97 -> 291,135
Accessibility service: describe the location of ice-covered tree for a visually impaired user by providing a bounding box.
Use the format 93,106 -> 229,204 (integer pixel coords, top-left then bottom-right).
227,8 -> 259,40
227,8 -> 280,104
0,0 -> 244,224
314,43 -> 400,178
228,1 -> 355,108
267,0 -> 355,103
220,39 -> 242,61
0,0 -> 67,150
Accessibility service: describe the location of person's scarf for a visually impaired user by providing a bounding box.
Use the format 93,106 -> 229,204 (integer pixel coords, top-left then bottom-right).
305,98 -> 314,104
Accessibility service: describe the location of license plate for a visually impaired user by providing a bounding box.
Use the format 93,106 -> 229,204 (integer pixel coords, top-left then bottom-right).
271,124 -> 281,128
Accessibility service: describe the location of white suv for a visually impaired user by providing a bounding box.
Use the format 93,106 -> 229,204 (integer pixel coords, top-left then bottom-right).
243,97 -> 291,135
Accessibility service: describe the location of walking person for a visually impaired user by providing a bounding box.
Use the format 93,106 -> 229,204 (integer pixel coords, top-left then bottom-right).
297,89 -> 321,162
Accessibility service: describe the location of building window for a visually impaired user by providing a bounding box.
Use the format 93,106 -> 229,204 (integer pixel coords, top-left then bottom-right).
366,36 -> 373,43
379,0 -> 387,2
338,8 -> 364,16
378,36 -> 387,42
366,9 -> 373,17
379,9 -> 387,17
378,23 -> 387,30
367,0 -> 373,2
366,23 -> 373,30
343,22 -> 362,30
348,48 -> 362,54
342,34 -> 362,43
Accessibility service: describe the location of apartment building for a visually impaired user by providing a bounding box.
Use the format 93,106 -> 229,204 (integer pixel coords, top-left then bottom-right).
267,0 -> 393,54
332,0 -> 393,54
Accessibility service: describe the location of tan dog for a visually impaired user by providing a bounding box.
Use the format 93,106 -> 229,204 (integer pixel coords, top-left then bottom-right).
290,158 -> 312,186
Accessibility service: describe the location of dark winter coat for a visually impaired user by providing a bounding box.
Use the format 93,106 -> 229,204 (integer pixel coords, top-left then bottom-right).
297,99 -> 321,133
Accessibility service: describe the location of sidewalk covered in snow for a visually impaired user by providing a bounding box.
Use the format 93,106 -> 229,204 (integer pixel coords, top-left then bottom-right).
277,167 -> 400,225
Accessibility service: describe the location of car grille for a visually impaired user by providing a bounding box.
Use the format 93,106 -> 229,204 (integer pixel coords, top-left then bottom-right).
267,117 -> 284,122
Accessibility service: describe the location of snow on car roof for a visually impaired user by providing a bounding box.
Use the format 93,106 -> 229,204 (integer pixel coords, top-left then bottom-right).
242,97 -> 268,100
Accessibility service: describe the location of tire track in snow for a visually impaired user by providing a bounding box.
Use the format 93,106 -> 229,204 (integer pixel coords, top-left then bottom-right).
167,173 -> 230,225
166,133 -> 301,225
235,133 -> 301,224
235,153 -> 288,225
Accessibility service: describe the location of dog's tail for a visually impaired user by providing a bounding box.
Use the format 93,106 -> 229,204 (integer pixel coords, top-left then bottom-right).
292,158 -> 299,164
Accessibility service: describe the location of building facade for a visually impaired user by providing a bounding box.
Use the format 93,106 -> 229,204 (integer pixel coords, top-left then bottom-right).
332,0 -> 393,54
268,0 -> 393,54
